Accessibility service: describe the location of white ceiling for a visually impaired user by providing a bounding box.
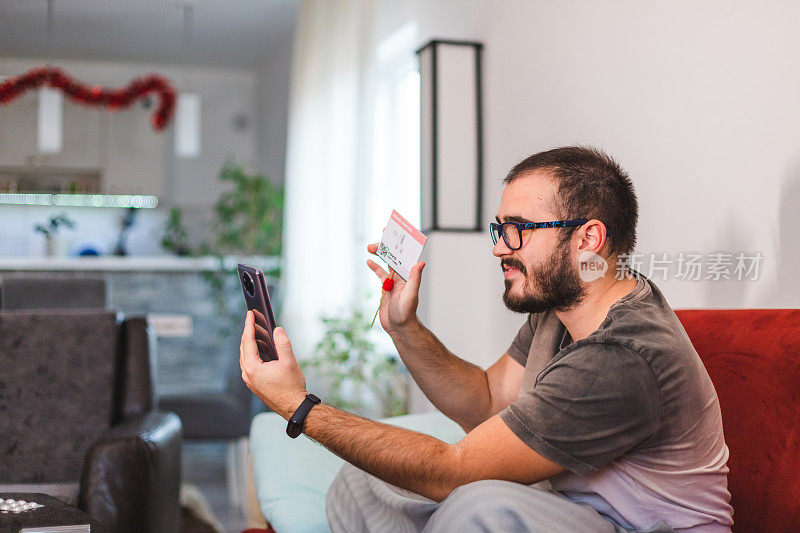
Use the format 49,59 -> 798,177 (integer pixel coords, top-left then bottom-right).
0,0 -> 298,69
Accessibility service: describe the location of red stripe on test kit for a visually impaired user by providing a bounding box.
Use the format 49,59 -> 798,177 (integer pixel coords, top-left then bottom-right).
390,210 -> 427,246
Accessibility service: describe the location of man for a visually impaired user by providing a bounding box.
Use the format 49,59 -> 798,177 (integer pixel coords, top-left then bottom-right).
240,146 -> 734,532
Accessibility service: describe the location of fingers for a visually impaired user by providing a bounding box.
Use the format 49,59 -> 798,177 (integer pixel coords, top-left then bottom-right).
408,261 -> 425,287
366,258 -> 388,280
367,246 -> 419,292
272,327 -> 296,364
367,243 -> 378,254
240,311 -> 259,373
254,321 -> 270,339
242,310 -> 255,348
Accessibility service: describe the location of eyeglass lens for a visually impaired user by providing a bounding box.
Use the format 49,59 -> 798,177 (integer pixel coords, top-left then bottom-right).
502,223 -> 522,250
491,223 -> 522,250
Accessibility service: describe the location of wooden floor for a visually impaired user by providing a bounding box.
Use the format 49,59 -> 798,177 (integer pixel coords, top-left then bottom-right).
182,442 -> 250,533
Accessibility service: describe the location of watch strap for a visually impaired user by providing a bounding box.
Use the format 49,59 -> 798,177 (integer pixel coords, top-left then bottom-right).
286,393 -> 321,438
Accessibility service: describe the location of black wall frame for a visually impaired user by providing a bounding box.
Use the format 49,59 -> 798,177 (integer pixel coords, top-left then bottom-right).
416,40 -> 484,233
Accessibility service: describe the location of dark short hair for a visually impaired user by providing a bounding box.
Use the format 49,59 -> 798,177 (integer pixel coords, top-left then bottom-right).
504,146 -> 638,257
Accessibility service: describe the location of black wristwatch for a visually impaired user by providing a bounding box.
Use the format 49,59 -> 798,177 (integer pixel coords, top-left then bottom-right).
286,393 -> 321,438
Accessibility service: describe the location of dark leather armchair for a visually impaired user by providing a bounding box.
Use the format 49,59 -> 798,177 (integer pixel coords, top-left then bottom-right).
0,310 -> 182,532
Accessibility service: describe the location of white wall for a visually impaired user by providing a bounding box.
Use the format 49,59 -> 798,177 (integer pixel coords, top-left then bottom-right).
482,0 -> 799,311
405,0 -> 800,408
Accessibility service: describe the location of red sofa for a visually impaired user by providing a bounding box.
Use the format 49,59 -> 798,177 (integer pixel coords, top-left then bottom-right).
675,309 -> 800,532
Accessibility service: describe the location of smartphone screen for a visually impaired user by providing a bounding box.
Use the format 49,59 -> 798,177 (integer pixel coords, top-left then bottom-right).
238,263 -> 278,362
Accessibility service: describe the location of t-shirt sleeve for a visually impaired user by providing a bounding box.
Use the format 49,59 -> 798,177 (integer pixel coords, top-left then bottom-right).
506,314 -> 538,365
499,342 -> 662,476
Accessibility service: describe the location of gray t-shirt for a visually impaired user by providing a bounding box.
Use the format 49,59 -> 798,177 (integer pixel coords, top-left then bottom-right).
498,275 -> 733,532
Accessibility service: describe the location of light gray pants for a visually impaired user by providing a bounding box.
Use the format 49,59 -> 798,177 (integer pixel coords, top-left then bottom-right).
326,463 -> 673,533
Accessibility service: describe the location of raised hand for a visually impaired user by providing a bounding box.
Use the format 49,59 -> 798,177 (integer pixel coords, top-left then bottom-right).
366,243 -> 425,335
240,311 -> 307,419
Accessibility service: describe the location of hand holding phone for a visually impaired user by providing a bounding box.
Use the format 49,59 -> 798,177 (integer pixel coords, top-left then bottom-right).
238,263 -> 278,361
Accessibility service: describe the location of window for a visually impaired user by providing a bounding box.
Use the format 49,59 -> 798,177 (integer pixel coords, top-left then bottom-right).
358,21 -> 420,331
360,22 -> 421,282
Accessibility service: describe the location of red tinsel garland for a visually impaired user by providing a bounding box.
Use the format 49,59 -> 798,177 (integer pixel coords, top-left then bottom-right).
0,66 -> 177,131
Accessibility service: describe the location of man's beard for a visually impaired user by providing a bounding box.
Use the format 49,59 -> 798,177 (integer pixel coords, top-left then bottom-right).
502,242 -> 585,314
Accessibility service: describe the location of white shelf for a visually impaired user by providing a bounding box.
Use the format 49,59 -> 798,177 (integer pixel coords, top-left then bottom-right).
0,255 -> 280,272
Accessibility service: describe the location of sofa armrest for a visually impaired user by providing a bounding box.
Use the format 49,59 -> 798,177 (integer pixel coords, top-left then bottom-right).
78,411 -> 182,533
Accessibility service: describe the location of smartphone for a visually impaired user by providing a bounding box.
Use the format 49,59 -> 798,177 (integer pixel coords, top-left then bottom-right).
238,263 -> 278,362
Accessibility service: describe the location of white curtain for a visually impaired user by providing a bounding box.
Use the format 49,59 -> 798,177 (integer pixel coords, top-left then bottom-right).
281,0 -> 373,358
281,0 -> 420,359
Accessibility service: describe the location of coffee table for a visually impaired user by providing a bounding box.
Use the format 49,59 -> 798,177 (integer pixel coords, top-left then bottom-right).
0,493 -> 103,532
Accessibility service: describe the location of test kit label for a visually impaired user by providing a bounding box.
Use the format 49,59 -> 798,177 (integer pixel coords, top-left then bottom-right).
377,210 -> 427,281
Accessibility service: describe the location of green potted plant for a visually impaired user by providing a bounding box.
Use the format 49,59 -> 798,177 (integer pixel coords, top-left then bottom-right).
207,162 -> 283,258
160,207 -> 192,256
200,162 -> 284,336
34,213 -> 76,256
302,304 -> 408,418
159,161 -> 284,337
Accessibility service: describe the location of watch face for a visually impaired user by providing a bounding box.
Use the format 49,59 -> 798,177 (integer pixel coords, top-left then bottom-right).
286,394 -> 321,438
286,421 -> 302,439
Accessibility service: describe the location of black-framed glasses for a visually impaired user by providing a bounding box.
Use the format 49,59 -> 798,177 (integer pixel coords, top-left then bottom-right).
489,219 -> 589,250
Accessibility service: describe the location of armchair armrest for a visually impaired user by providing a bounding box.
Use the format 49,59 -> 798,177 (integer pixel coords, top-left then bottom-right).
114,315 -> 158,422
79,411 -> 182,532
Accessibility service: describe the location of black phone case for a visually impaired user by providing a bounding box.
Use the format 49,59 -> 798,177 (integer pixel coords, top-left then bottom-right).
238,263 -> 278,362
